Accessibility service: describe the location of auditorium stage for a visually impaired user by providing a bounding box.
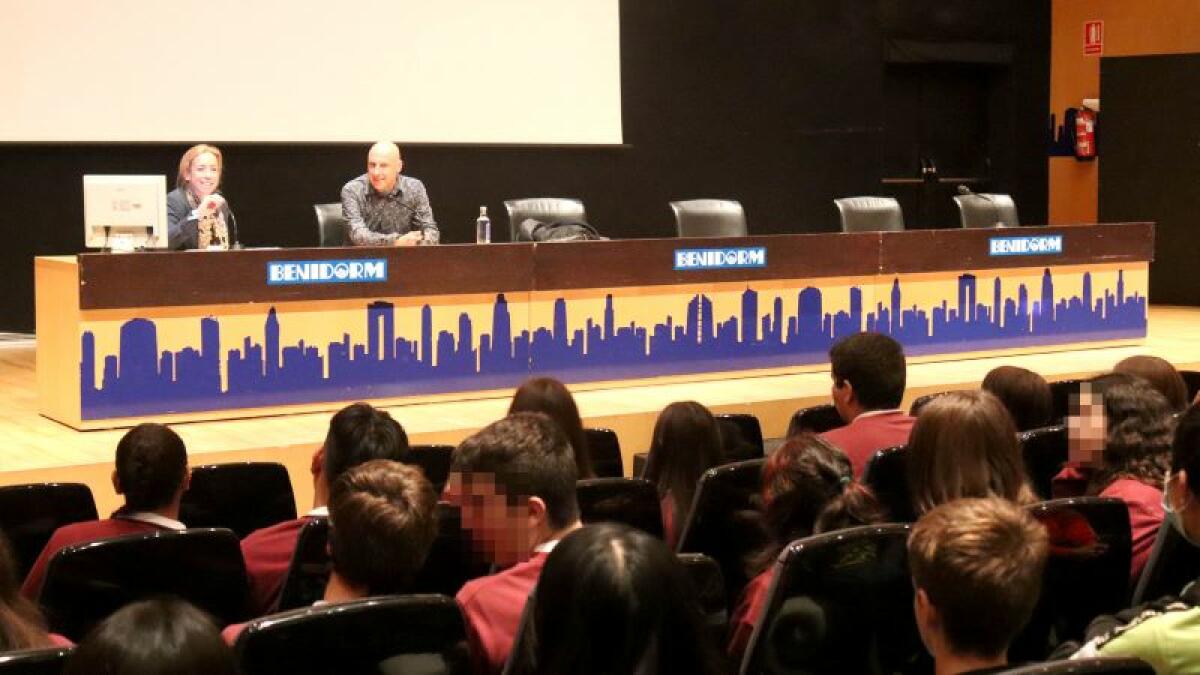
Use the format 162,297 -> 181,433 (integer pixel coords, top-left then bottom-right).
4,305 -> 1199,517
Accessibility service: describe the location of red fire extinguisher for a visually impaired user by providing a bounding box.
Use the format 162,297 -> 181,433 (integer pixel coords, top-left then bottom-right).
1075,107 -> 1097,160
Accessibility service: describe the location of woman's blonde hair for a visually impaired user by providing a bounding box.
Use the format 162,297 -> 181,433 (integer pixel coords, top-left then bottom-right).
176,144 -> 223,190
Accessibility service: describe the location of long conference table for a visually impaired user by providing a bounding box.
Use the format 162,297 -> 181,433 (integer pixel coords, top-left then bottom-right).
35,223 -> 1153,430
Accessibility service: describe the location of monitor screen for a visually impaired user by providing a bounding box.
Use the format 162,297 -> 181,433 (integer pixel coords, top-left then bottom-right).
83,175 -> 168,250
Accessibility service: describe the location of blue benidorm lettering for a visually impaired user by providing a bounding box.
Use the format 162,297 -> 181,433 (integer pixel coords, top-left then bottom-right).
988,235 -> 1063,257
673,247 -> 767,271
266,259 -> 388,285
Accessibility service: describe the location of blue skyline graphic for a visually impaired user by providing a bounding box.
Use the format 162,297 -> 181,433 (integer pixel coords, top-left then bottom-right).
80,269 -> 1147,419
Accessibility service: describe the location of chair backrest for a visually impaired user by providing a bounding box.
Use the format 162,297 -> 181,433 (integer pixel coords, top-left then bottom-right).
677,552 -> 729,646
739,523 -> 925,675
717,413 -> 765,461
1180,370 -> 1200,403
276,516 -> 332,612
861,445 -> 913,523
677,459 -> 769,605
40,528 -> 248,641
908,390 -> 957,417
1132,517 -> 1200,605
787,404 -> 846,436
1020,425 -> 1068,501
403,444 -> 455,494
179,462 -> 297,538
235,594 -> 468,675
670,199 -> 749,238
1049,379 -> 1082,425
0,483 -> 97,580
952,193 -> 1020,228
1011,497 -> 1132,662
412,503 -> 492,597
632,451 -> 649,478
314,203 -> 347,247
996,657 -> 1154,674
577,478 -> 664,538
584,427 -> 624,478
833,197 -> 904,233
0,647 -> 73,675
504,198 -> 587,241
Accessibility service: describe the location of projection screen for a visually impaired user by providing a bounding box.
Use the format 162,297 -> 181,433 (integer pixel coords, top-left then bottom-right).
1,0 -> 622,144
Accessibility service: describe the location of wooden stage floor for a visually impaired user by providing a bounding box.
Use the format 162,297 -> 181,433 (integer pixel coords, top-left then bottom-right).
4,305 -> 1199,516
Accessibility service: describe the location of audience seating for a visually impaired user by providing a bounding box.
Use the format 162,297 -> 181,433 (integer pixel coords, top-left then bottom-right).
40,528 -> 248,641
313,203 -> 346,247
996,657 -> 1154,674
677,459 -> 768,606
1048,379 -> 1082,425
576,478 -> 664,538
669,199 -> 749,238
1180,370 -> 1200,404
403,444 -> 455,494
677,552 -> 729,644
716,413 -> 766,461
1020,425 -> 1068,501
908,391 -> 954,416
0,483 -> 97,580
0,647 -> 73,674
739,523 -> 928,675
412,503 -> 491,597
504,198 -> 587,242
179,462 -> 297,539
276,516 -> 332,612
833,197 -> 905,233
862,445 -> 913,523
632,452 -> 649,478
1131,517 -> 1200,605
952,193 -> 1019,228
234,595 -> 468,675
787,404 -> 846,435
583,427 -> 624,478
1012,497 -> 1133,662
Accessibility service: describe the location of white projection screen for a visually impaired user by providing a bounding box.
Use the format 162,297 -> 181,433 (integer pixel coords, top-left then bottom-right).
1,0 -> 622,144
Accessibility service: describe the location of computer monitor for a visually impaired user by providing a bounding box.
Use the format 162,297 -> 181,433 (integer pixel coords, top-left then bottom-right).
83,175 -> 168,250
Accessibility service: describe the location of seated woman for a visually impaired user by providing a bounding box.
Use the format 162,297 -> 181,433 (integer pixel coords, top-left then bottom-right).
641,401 -> 726,548
507,523 -> 722,675
0,532 -> 70,651
1114,355 -> 1190,412
981,365 -> 1054,432
509,377 -> 593,479
22,423 -> 189,600
727,433 -> 884,660
167,144 -> 235,250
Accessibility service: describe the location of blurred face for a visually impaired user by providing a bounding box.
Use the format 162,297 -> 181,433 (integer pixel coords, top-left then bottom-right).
367,147 -> 402,194
185,152 -> 220,197
445,471 -> 535,567
1067,386 -> 1106,466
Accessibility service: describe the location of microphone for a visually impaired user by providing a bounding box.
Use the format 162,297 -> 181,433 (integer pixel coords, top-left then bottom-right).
216,192 -> 242,249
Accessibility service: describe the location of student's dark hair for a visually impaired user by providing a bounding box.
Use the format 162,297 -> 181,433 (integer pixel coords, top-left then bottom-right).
642,402 -> 726,530
1085,374 -> 1175,492
509,377 -> 593,479
323,402 -> 409,487
452,412 -> 579,529
829,332 -> 907,410
63,597 -> 237,675
1171,406 -> 1200,495
114,423 -> 188,512
1114,355 -> 1189,411
508,524 -> 723,675
981,365 -> 1054,432
328,460 -> 438,595
0,532 -> 53,651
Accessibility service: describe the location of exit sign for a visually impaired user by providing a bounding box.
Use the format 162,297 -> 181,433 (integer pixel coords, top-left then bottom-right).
1084,20 -> 1104,55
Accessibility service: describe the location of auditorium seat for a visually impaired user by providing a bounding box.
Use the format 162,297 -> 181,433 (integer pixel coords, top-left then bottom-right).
716,413 -> 765,461
952,193 -> 1020,228
583,427 -> 624,478
677,552 -> 728,644
0,483 -> 97,580
862,445 -> 913,523
40,528 -> 248,641
179,462 -> 297,539
313,203 -> 347,247
1048,379 -> 1082,425
1180,370 -> 1200,403
1131,516 -> 1200,605
1020,425 -> 1068,501
403,444 -> 455,494
0,646 -> 73,674
669,199 -> 748,238
739,523 -> 927,675
996,658 -> 1153,674
786,404 -> 846,436
276,516 -> 331,612
504,198 -> 587,241
576,478 -> 664,538
234,595 -> 468,675
833,197 -> 905,233
412,503 -> 491,597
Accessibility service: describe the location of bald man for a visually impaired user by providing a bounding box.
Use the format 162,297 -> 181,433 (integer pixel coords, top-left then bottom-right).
340,142 -> 439,246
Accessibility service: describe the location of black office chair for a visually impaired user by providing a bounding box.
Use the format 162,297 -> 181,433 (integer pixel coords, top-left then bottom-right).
412,503 -> 491,597
1180,370 -> 1200,403
276,516 -> 331,612
314,203 -> 347,247
0,647 -> 73,675
234,595 -> 468,675
953,193 -> 1020,228
908,390 -> 958,416
677,459 -> 768,606
862,445 -> 913,523
833,197 -> 905,233
179,462 -> 297,539
0,483 -> 97,580
717,413 -> 765,461
1020,425 -> 1068,501
1049,379 -> 1083,425
577,478 -> 664,538
1011,497 -> 1132,662
739,523 -> 926,675
670,199 -> 749,238
504,198 -> 587,242
1132,517 -> 1200,605
584,427 -> 624,478
786,404 -> 846,436
40,528 -> 248,641
996,658 -> 1153,675
403,444 -> 455,494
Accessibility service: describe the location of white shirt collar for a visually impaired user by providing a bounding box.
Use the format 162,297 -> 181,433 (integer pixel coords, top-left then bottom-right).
118,511 -> 186,530
533,539 -> 561,555
307,506 -> 329,517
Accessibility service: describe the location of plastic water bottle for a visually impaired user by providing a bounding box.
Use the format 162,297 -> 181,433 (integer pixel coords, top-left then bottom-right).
475,206 -> 491,244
